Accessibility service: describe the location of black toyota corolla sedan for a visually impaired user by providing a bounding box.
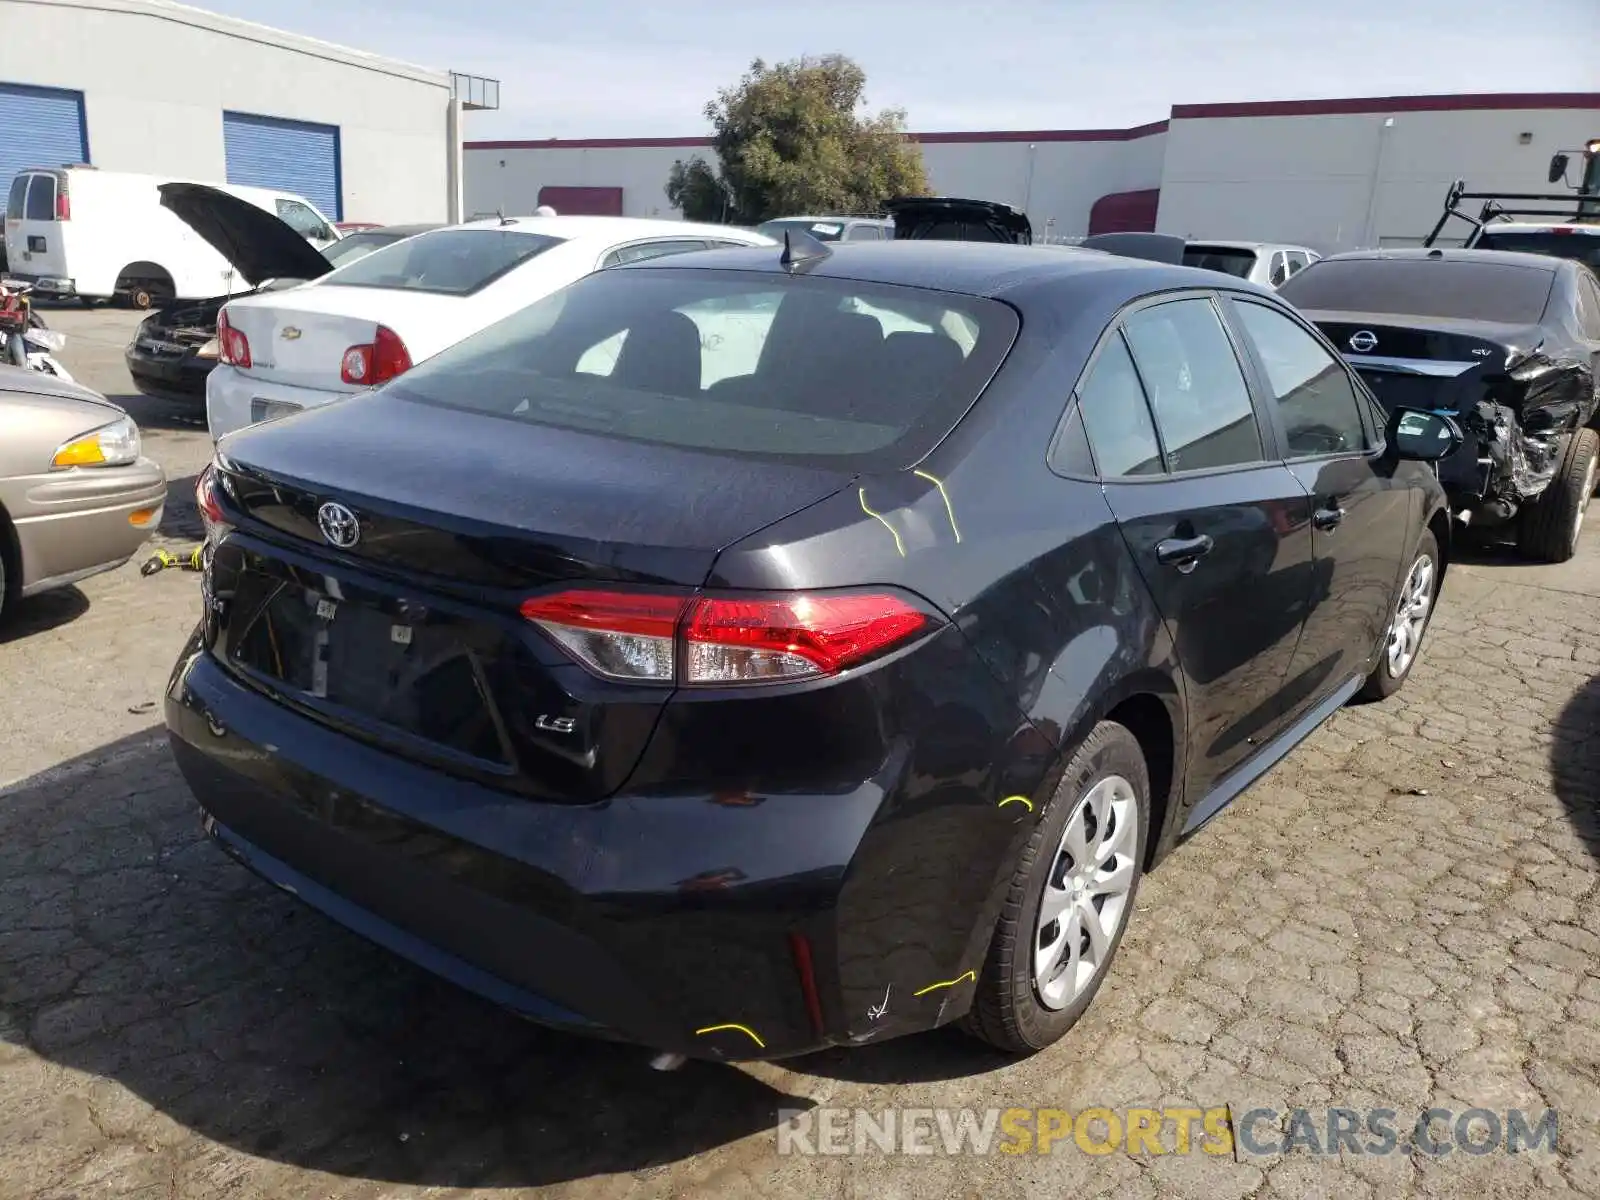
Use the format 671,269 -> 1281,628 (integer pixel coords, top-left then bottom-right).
166,237 -> 1460,1061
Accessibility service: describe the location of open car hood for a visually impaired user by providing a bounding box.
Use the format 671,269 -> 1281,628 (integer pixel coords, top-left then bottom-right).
1080,231 -> 1188,265
885,196 -> 1033,244
158,183 -> 332,288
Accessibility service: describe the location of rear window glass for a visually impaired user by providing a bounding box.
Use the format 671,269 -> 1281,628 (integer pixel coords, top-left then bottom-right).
322,228 -> 565,296
1474,231 -> 1600,271
384,267 -> 1018,471
758,219 -> 846,242
24,175 -> 56,222
1183,246 -> 1257,278
1278,258 -> 1556,324
5,175 -> 26,221
321,230 -> 402,267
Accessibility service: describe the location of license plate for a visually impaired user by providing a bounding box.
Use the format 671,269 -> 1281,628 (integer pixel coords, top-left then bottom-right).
230,579 -> 508,764
251,399 -> 302,424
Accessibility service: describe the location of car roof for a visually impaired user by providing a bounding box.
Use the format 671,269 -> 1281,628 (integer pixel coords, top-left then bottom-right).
1318,246 -> 1567,272
623,239 -> 1275,301
1477,222 -> 1600,235
456,215 -> 774,243
761,215 -> 889,224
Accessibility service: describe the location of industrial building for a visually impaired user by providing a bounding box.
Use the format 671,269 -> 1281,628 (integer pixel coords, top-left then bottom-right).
1,0 -> 499,224
465,92 -> 1600,253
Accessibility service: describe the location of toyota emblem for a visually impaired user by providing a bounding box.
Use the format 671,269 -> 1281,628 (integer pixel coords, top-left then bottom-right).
317,501 -> 361,549
1348,330 -> 1378,353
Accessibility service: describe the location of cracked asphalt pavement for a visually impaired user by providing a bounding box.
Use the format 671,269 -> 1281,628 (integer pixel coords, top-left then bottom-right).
1,308 -> 1598,1198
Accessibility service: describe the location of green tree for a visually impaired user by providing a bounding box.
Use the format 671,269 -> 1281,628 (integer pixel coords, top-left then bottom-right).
665,157 -> 730,223
664,55 -> 928,224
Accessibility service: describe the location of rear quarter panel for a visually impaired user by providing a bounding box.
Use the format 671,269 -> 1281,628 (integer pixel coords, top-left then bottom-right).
700,294 -> 1187,1021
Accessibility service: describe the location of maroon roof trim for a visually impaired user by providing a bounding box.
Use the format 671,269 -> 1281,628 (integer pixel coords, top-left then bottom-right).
466,136 -> 714,150
912,120 -> 1170,144
465,92 -> 1600,153
1171,92 -> 1600,119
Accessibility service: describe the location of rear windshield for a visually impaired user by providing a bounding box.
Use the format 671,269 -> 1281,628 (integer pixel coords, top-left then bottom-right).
1183,246 -> 1258,278
757,219 -> 847,242
322,228 -> 565,296
1474,230 -> 1600,271
1277,258 -> 1556,324
384,267 -> 1019,471
320,230 -> 403,268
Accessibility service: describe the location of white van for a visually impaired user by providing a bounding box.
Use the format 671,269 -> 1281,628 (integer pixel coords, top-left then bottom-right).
3,166 -> 340,309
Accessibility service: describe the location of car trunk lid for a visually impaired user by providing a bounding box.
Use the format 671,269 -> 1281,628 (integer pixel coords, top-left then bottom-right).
218,287 -> 463,393
204,392 -> 854,801
885,196 -> 1033,244
1299,310 -> 1551,421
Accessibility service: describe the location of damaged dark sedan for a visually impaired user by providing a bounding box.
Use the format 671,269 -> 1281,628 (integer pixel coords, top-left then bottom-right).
1279,248 -> 1600,562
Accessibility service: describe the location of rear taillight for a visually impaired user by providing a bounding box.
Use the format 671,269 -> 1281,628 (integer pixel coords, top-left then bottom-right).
55,190 -> 70,221
195,463 -> 231,542
217,309 -> 250,368
520,588 -> 933,685
341,325 -> 412,386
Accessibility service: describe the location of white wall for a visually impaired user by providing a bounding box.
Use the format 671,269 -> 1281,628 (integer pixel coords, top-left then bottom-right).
465,130 -> 1169,236
465,141 -> 700,218
2,0 -> 453,223
1156,105 -> 1600,254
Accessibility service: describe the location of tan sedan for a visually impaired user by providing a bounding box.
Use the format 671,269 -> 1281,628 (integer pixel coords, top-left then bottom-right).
0,366 -> 166,619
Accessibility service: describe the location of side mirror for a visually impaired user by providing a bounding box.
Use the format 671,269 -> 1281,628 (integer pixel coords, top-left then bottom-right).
1388,407 -> 1463,462
1549,153 -> 1570,185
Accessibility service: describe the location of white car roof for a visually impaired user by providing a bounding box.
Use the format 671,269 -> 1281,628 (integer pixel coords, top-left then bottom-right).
1479,222 -> 1600,235
455,215 -> 776,244
1186,239 -> 1318,253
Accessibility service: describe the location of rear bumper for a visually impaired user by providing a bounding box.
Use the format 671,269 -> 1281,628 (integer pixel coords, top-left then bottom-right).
166,629 -> 1049,1060
11,459 -> 166,594
206,365 -> 347,443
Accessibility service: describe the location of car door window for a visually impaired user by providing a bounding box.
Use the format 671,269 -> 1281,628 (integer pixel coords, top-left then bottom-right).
1234,300 -> 1370,457
846,224 -> 882,241
601,239 -> 709,269
1286,251 -> 1310,276
1122,298 -> 1264,472
1269,253 -> 1289,287
1069,332 -> 1164,478
275,199 -> 330,240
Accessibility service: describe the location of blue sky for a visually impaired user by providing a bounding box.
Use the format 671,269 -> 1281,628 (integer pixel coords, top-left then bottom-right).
201,0 -> 1600,139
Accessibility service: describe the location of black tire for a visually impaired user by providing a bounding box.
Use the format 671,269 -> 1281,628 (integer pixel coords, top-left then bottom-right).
1517,427 -> 1599,564
963,721 -> 1150,1054
0,510 -> 17,626
1360,529 -> 1440,701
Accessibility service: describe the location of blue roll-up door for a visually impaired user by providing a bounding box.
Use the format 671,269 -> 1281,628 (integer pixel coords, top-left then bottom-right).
222,111 -> 342,220
0,83 -> 88,195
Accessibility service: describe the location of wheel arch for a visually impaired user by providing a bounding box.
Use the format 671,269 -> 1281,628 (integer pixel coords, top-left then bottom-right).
0,499 -> 21,609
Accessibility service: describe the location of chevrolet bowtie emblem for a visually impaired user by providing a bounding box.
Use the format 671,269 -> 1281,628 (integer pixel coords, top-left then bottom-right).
280,326 -> 302,340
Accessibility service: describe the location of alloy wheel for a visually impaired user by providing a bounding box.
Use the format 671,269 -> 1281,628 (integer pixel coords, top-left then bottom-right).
1386,552 -> 1434,678
1034,774 -> 1140,1011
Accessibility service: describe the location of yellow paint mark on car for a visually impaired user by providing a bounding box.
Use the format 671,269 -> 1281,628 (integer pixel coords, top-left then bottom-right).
913,970 -> 976,997
694,1023 -> 766,1049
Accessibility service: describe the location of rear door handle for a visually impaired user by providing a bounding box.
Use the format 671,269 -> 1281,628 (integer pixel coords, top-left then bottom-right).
1155,534 -> 1215,573
1313,505 -> 1347,530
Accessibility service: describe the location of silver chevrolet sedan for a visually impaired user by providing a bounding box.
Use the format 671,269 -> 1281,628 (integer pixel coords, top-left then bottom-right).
0,366 -> 166,620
